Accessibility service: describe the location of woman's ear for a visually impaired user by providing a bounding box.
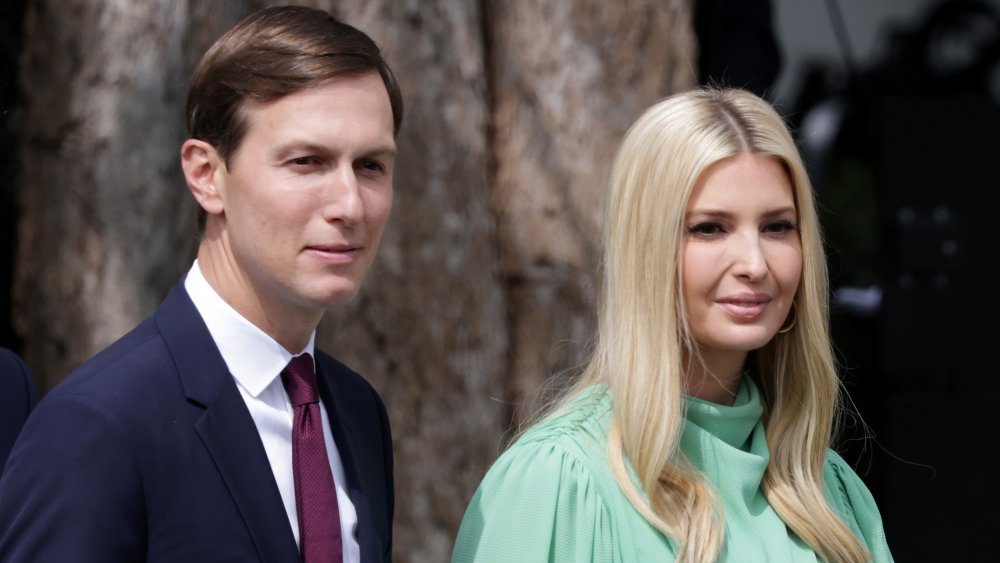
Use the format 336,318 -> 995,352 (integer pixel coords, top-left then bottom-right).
181,139 -> 226,216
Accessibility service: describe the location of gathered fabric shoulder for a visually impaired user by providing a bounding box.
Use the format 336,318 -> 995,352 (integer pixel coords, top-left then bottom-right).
515,386 -> 612,449
451,385 -> 667,562
822,450 -> 895,562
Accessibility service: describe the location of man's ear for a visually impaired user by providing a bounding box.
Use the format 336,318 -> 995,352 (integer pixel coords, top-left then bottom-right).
181,139 -> 226,216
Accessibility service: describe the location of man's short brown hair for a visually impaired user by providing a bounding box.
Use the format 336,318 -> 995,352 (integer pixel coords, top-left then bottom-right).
186,5 -> 403,166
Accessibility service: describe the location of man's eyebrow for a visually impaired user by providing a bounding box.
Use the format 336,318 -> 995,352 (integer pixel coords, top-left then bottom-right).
271,141 -> 328,158
362,144 -> 397,158
270,141 -> 397,159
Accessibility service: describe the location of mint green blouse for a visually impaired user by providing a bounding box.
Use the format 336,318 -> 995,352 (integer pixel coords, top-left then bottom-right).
452,380 -> 893,562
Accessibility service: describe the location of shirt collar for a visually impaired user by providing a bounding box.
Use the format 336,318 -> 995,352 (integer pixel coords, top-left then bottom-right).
184,260 -> 316,397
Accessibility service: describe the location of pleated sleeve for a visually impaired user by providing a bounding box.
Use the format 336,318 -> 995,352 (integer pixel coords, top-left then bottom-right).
452,437 -> 623,563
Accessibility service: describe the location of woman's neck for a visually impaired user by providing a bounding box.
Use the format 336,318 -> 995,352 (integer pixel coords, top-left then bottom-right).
683,348 -> 747,406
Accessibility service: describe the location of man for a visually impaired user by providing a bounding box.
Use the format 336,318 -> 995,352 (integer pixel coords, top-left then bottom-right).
0,6 -> 401,562
0,347 -> 35,474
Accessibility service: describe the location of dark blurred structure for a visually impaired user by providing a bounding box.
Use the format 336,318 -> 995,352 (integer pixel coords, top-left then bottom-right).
695,0 -> 782,98
789,1 -> 1000,559
0,0 -> 27,352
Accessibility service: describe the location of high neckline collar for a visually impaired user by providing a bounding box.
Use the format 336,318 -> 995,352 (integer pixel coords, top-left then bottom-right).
684,377 -> 764,451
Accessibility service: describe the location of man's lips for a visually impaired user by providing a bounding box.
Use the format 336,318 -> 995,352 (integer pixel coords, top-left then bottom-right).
304,244 -> 363,265
716,293 -> 771,319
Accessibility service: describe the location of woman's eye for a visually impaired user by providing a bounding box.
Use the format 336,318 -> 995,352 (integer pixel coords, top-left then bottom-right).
687,222 -> 725,236
763,220 -> 799,234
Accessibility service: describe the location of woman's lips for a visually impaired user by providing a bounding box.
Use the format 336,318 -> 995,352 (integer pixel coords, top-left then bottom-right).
717,294 -> 771,319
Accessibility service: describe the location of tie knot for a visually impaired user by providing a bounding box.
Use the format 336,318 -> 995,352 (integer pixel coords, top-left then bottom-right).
281,353 -> 318,407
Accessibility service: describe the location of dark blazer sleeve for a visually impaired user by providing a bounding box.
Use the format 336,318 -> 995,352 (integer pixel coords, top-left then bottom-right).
0,393 -> 146,562
0,348 -> 36,474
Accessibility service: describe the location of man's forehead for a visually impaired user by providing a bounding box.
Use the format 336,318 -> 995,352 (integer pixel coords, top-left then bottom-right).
232,74 -> 395,154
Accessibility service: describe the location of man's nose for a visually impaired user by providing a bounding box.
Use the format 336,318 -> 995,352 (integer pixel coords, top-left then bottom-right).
323,163 -> 364,224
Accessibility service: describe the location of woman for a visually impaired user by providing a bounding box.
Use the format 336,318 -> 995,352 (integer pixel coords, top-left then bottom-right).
452,89 -> 892,562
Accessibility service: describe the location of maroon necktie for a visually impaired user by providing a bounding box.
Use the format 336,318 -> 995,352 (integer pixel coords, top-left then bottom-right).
282,354 -> 343,563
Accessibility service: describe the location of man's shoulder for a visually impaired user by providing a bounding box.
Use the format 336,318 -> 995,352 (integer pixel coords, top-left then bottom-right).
0,347 -> 28,372
45,315 -> 178,411
0,347 -> 36,415
0,347 -> 33,395
51,282 -> 203,401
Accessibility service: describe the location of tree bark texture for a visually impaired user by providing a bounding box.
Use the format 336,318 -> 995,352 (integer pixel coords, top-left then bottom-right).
14,0 -> 254,391
12,1 -> 695,561
300,1 -> 510,559
486,1 -> 697,424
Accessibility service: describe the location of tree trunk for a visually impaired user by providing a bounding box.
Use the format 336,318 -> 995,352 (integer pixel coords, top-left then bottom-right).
13,1 -> 695,562
488,0 -> 697,423
14,0 -> 254,391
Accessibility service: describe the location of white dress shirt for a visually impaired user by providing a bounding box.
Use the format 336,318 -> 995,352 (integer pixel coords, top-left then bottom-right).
185,261 -> 360,562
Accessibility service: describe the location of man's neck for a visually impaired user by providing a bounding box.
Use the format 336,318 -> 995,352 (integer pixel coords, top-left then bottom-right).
196,245 -> 322,354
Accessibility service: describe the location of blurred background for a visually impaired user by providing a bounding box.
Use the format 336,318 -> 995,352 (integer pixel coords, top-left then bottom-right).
1,0 -> 997,561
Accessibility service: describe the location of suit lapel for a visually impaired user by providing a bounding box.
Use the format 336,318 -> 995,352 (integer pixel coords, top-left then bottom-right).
194,389 -> 301,561
317,362 -> 380,562
154,284 -> 300,562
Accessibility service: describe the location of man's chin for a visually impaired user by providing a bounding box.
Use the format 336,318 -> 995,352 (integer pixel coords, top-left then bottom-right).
314,283 -> 363,308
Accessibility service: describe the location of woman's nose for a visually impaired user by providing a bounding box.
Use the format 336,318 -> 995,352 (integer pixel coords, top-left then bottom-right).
730,233 -> 768,281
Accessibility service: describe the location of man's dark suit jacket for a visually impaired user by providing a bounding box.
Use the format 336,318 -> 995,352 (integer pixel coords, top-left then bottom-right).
0,283 -> 393,562
0,348 -> 36,474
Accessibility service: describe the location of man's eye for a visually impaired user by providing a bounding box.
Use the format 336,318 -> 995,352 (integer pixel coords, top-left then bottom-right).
687,222 -> 725,236
289,156 -> 320,167
357,159 -> 385,173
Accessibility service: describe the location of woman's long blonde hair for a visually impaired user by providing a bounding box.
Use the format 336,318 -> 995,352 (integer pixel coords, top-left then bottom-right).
559,88 -> 869,562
